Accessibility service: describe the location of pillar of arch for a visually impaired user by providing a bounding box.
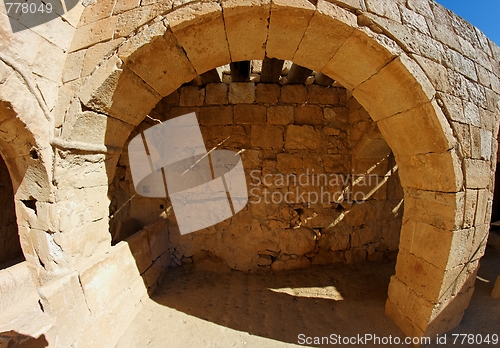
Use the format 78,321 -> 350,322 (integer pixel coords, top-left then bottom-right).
0,57 -> 54,276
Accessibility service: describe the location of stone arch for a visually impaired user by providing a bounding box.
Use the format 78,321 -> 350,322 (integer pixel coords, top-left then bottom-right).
65,0 -> 500,340
0,57 -> 53,271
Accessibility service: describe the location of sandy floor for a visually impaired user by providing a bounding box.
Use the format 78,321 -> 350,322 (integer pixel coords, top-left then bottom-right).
117,248 -> 500,348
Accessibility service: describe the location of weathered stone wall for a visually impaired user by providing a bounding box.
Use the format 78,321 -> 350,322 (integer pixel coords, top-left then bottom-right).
109,81 -> 403,272
0,155 -> 22,267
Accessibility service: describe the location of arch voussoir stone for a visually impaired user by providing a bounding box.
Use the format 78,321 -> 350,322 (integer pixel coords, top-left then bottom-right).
266,0 -> 315,61
221,0 -> 271,62
322,28 -> 399,91
292,0 -> 357,71
352,54 -> 435,121
166,2 -> 230,75
124,23 -> 198,97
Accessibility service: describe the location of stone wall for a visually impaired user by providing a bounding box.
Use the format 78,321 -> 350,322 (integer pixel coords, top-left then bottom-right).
109,81 -> 403,272
0,155 -> 22,267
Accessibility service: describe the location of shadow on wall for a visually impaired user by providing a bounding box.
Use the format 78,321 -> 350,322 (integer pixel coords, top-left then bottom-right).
0,154 -> 23,269
0,331 -> 48,348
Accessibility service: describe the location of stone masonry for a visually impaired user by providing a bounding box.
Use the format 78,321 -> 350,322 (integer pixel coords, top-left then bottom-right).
0,0 -> 499,346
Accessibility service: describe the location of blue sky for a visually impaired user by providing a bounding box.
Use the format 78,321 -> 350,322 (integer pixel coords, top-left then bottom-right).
436,0 -> 500,45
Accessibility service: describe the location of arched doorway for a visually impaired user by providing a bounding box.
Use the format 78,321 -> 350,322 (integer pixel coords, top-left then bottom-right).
63,0 -> 498,340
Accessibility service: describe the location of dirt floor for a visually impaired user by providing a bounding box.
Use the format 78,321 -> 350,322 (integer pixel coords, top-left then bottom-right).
116,248 -> 500,348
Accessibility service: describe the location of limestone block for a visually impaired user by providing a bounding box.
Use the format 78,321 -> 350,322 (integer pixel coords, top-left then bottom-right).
118,21 -> 165,61
241,149 -> 262,168
201,125 -> 247,148
114,0 -> 142,15
126,230 -> 152,274
396,150 -> 463,193
437,92 -> 466,123
285,125 -> 321,150
222,0 -> 271,61
284,256 -> 311,270
234,104 -> 266,124
256,84 -> 280,104
266,0 -> 315,60
400,6 -> 430,35
279,227 -> 315,255
463,189 -> 478,228
79,0 -> 115,25
82,39 -> 125,77
267,106 -> 294,125
475,189 -> 492,226
353,55 -> 435,121
276,153 -> 302,172
345,249 -> 366,264
445,48 -> 478,82
400,220 -> 469,270
395,251 -> 446,301
450,13 -> 481,50
199,106 -> 233,125
115,2 -> 173,38
403,188 -> 464,231
0,262 -> 39,316
351,227 -> 379,248
388,278 -> 435,334
464,159 -> 491,189
79,242 -> 145,315
294,105 -> 323,125
270,260 -> 286,271
257,255 -> 272,266
492,276 -> 500,300
438,261 -> 478,309
62,111 -> 134,148
377,100 -> 455,156
281,85 -> 307,104
73,278 -> 145,348
307,85 -> 339,104
53,151 -> 111,190
413,54 -> 450,93
365,0 -> 401,22
144,257 -> 164,288
167,2 -> 230,74
127,29 -> 198,97
407,0 -> 434,19
311,251 -> 344,265
385,297 -> 425,339
323,29 -> 396,90
205,83 -> 228,105
427,12 -> 461,53
0,76 -> 47,142
179,86 -> 205,106
70,16 -> 118,52
79,56 -> 162,126
293,0 -> 356,71
251,125 -> 283,149
38,272 -> 91,347
29,41 -> 66,87
229,82 -> 255,104
147,223 -> 168,260
63,50 -> 85,83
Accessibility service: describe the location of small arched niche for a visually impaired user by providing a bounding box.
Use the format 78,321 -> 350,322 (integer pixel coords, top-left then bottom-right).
0,153 -> 24,269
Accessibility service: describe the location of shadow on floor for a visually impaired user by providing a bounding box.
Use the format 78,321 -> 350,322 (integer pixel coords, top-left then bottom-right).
151,259 -> 411,347
120,247 -> 500,348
